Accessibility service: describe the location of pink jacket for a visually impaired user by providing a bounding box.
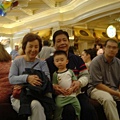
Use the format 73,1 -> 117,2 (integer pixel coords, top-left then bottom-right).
0,61 -> 13,103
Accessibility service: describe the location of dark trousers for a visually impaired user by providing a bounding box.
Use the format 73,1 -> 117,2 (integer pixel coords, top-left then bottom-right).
61,93 -> 98,120
116,101 -> 120,118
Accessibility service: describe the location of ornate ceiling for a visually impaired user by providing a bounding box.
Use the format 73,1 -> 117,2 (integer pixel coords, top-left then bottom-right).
0,0 -> 120,40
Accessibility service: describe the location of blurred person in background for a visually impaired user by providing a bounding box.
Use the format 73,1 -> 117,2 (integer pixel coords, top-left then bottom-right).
10,44 -> 19,60
116,42 -> 120,59
69,46 -> 75,54
38,40 -> 55,60
81,48 -> 97,70
93,43 -> 104,56
0,43 -> 13,103
96,43 -> 104,55
15,47 -> 25,59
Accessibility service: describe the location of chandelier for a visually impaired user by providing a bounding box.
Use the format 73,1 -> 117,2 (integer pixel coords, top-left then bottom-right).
0,0 -> 18,16
106,25 -> 116,38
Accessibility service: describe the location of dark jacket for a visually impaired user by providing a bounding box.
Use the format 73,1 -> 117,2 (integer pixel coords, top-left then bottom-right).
19,69 -> 55,120
46,52 -> 87,80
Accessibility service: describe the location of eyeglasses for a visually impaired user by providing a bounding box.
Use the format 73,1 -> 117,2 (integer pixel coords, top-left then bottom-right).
106,45 -> 118,50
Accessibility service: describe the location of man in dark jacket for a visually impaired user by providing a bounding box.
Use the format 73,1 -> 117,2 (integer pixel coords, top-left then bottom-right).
46,30 -> 98,120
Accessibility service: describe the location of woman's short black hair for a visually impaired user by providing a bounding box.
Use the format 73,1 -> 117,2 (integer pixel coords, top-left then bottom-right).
22,33 -> 42,54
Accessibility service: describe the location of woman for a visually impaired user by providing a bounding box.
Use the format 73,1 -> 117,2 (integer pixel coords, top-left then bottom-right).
0,43 -> 13,103
81,48 -> 96,70
96,43 -> 103,55
9,33 -> 51,120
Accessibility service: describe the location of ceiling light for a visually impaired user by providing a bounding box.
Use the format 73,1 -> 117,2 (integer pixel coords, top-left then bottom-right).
106,25 -> 116,38
115,17 -> 120,22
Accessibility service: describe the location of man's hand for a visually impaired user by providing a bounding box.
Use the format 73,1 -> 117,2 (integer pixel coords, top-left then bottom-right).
66,87 -> 74,95
115,91 -> 120,99
71,81 -> 81,92
53,84 -> 68,95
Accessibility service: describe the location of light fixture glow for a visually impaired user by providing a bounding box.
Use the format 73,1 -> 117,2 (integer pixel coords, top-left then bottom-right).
106,25 -> 116,38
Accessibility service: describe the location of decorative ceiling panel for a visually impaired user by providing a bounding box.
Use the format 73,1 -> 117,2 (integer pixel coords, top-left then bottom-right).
0,0 -> 120,36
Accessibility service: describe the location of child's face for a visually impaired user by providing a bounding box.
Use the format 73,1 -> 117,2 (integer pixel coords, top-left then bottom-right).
54,54 -> 68,70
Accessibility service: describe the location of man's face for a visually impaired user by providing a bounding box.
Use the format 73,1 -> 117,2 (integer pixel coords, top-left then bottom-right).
104,41 -> 118,58
15,45 -> 19,51
54,34 -> 70,53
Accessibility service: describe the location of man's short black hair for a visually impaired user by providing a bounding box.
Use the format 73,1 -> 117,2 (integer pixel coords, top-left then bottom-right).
104,39 -> 118,47
53,30 -> 69,44
43,40 -> 49,46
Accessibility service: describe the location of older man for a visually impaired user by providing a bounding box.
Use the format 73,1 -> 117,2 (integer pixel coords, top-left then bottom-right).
46,30 -> 98,120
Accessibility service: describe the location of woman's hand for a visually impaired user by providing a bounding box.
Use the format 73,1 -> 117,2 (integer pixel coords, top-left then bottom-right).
13,84 -> 23,90
27,75 -> 42,86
